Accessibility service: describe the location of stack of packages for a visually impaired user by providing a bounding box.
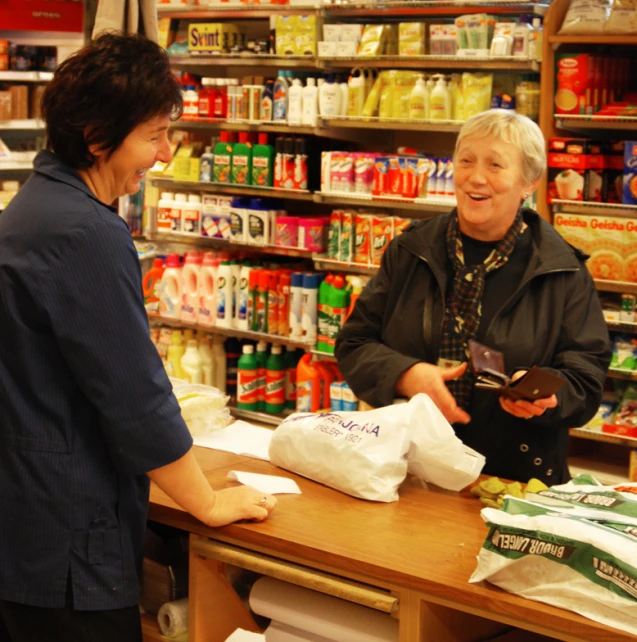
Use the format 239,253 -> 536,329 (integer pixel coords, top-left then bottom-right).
470,474 -> 637,635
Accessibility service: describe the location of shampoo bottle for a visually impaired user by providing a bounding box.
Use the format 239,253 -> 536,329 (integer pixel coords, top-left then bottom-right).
318,74 -> 341,118
301,77 -> 319,126
408,75 -> 429,120
287,78 -> 303,125
429,74 -> 451,121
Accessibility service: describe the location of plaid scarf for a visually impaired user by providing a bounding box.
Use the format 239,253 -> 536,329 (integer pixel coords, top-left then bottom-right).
439,211 -> 527,411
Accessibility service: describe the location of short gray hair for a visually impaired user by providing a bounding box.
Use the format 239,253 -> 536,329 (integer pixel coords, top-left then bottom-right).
454,110 -> 546,185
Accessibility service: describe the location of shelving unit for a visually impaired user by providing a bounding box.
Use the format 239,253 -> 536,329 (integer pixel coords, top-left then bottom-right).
320,55 -> 539,71
0,119 -> 44,130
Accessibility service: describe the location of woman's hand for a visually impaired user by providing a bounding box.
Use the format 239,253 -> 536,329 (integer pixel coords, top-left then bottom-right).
396,362 -> 471,424
203,486 -> 277,528
498,370 -> 558,420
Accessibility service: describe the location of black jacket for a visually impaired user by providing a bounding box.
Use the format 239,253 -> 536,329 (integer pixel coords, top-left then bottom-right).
335,209 -> 611,485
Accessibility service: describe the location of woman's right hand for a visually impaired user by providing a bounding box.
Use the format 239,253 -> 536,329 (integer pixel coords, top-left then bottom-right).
396,362 -> 471,424
203,486 -> 277,527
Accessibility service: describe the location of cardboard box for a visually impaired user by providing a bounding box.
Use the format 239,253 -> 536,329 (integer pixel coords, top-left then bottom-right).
547,138 -> 590,203
188,23 -> 243,54
9,85 -> 27,119
623,141 -> 637,205
554,53 -> 591,115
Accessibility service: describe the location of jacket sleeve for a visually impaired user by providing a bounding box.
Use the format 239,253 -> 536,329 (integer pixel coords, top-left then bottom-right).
532,265 -> 611,430
39,216 -> 193,476
335,240 -> 421,408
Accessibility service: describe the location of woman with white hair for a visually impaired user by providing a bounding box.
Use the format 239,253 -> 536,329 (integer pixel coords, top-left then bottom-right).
336,110 -> 611,485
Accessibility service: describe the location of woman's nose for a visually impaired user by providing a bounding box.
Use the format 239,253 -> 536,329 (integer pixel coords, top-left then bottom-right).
468,164 -> 487,184
157,136 -> 172,164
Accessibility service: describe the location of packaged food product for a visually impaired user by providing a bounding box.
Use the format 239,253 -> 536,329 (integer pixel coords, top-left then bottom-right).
559,0 -> 610,33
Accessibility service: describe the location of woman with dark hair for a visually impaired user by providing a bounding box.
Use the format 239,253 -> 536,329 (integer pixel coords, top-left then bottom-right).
0,33 -> 276,642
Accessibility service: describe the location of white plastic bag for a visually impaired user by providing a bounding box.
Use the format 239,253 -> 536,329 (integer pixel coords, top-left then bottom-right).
268,393 -> 485,502
170,377 -> 231,437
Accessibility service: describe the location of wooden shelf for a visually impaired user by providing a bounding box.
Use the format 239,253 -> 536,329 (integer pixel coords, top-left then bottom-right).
0,159 -> 35,171
321,55 -> 538,71
310,348 -> 337,361
0,70 -> 53,82
148,314 -> 314,350
568,455 -> 629,485
606,319 -> 637,333
0,119 -> 44,130
173,119 -> 317,135
315,191 -> 455,212
552,199 -> 637,218
594,280 -> 637,295
606,368 -> 637,381
555,115 -> 637,131
158,5 -> 319,18
570,427 -> 637,448
140,612 -> 164,642
147,231 -> 315,259
148,177 -> 315,201
312,255 -> 378,275
169,54 -> 318,68
324,2 -> 549,17
549,34 -> 637,45
320,116 -> 463,132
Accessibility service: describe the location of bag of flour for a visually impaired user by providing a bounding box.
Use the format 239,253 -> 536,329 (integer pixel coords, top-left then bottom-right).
268,393 -> 485,502
470,476 -> 637,635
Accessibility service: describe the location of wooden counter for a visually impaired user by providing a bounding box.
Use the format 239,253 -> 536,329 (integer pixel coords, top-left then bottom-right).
148,446 -> 635,642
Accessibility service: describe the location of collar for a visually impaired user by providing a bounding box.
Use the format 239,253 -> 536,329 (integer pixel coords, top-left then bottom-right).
398,207 -> 584,275
33,150 -> 117,213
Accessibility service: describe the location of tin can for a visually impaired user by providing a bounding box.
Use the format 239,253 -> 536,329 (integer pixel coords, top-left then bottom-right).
621,294 -> 636,323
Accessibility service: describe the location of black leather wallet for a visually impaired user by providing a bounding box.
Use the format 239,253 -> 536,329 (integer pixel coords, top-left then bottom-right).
467,339 -> 566,401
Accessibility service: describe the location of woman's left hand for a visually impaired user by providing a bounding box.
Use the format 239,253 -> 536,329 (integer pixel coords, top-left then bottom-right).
498,370 -> 558,420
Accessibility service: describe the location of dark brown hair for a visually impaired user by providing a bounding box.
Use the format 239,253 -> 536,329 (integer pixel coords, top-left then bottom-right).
41,32 -> 183,170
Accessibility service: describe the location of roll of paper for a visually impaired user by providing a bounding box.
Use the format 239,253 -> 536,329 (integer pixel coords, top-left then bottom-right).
249,577 -> 399,642
266,621 -> 332,642
157,597 -> 189,638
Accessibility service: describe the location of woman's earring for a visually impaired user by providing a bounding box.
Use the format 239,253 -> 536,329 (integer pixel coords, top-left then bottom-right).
524,193 -> 529,200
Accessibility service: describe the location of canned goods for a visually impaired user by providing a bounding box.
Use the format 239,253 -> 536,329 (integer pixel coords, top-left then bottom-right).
620,293 -> 636,323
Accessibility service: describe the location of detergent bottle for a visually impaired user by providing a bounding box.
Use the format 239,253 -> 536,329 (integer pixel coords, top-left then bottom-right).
198,251 -> 217,327
265,344 -> 286,413
237,344 -> 259,411
327,274 -> 350,353
295,353 -> 323,413
316,273 -> 335,352
180,250 -> 202,323
181,339 -> 203,384
159,253 -> 182,319
215,260 -> 234,328
142,257 -> 164,316
284,346 -> 301,410
314,358 -> 336,409
166,330 -> 186,378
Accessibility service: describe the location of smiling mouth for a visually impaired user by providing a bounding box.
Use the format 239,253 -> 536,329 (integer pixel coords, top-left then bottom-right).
468,193 -> 490,201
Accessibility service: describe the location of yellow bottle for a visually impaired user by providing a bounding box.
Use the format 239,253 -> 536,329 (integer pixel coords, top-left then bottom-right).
166,330 -> 186,379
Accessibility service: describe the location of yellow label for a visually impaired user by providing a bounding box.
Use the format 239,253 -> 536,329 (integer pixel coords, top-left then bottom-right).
188,23 -> 240,53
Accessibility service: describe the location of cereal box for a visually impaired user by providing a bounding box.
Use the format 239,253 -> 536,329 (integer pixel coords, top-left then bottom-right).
372,215 -> 393,266
354,214 -> 372,265
554,53 -> 591,115
623,140 -> 637,205
604,141 -> 624,204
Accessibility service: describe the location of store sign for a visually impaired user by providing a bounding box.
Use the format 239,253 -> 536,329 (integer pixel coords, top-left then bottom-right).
0,0 -> 83,33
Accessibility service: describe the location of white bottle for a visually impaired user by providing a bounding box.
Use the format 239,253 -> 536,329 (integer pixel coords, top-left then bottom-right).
171,193 -> 187,234
237,264 -> 252,331
429,75 -> 451,121
338,77 -> 348,116
157,191 -> 175,234
287,78 -> 303,125
230,261 -> 241,326
181,339 -> 203,384
198,336 -> 214,387
159,254 -> 182,319
211,336 -> 227,393
528,18 -> 543,63
198,251 -> 217,326
409,75 -> 429,121
347,72 -> 366,117
180,250 -> 202,323
182,193 -> 202,236
183,85 -> 199,120
319,75 -> 341,118
301,77 -> 319,126
215,261 -> 234,328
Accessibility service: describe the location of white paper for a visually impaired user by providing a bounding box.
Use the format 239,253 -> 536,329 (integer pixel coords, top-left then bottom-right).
225,629 -> 266,642
266,621 -> 332,642
227,471 -> 302,495
193,420 -> 273,460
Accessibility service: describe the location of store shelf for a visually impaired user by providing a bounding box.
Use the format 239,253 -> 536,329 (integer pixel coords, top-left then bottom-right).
0,71 -> 53,82
312,254 -> 378,275
320,55 -> 538,71
320,116 -> 463,132
570,427 -> 637,448
551,199 -> 637,218
148,176 -> 315,201
0,159 -> 35,171
169,54 -> 318,69
0,119 -> 44,130
315,191 -> 456,212
147,231 -> 315,259
149,314 -> 315,350
594,279 -> 637,296
606,368 -> 637,381
323,1 -> 549,17
158,4 -> 319,18
568,455 -> 629,485
607,319 -> 637,334
310,348 -> 337,361
555,114 -> 637,131
229,405 -> 292,426
549,34 -> 637,45
172,118 -> 317,135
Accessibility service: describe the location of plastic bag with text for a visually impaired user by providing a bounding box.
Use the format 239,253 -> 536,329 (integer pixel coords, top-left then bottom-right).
470,475 -> 637,636
268,393 -> 485,502
170,377 -> 232,437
